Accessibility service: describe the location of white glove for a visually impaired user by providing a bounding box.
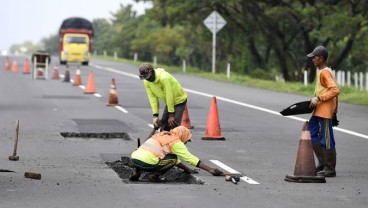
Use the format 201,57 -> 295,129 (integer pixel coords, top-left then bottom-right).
153,117 -> 160,128
309,97 -> 320,108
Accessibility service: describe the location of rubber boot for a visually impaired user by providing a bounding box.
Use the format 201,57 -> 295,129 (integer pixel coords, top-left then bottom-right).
148,163 -> 175,182
129,168 -> 141,181
312,142 -> 325,173
324,149 -> 336,177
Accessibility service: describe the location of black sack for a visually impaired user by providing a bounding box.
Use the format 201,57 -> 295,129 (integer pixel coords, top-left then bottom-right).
280,101 -> 314,116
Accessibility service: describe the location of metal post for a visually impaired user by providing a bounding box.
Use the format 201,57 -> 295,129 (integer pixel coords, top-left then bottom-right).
227,62 -> 231,79
153,56 -> 157,67
134,53 -> 138,62
359,72 -> 363,90
212,14 -> 217,74
183,60 -> 186,73
304,70 -> 308,86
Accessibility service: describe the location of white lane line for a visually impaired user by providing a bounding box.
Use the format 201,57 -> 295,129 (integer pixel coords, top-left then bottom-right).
94,93 -> 102,98
210,160 -> 259,185
115,106 -> 128,113
92,64 -> 368,140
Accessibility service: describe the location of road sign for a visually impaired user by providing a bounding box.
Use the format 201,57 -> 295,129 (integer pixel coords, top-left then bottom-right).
203,11 -> 227,74
203,11 -> 227,34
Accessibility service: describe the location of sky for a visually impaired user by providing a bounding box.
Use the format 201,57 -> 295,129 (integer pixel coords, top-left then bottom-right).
0,0 -> 152,51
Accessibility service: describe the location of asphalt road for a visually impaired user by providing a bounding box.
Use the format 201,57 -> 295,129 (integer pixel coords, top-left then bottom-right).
1,56 -> 367,208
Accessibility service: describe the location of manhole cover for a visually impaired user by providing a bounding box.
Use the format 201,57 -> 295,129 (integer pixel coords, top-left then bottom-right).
106,157 -> 205,184
60,132 -> 131,140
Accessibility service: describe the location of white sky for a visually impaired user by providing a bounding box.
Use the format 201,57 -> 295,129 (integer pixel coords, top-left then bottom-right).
0,0 -> 152,50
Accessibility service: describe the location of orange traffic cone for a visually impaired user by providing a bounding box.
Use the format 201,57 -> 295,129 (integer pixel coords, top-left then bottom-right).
23,58 -> 30,74
181,105 -> 194,129
11,60 -> 18,73
106,78 -> 121,106
52,65 -> 60,80
84,70 -> 96,94
285,121 -> 326,183
4,57 -> 10,70
63,66 -> 70,82
73,68 -> 82,86
202,96 -> 225,140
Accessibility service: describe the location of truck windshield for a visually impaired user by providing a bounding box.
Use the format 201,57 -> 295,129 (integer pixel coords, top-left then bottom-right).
66,37 -> 87,44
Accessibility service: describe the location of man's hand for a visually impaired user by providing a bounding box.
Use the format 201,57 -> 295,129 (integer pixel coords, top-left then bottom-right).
168,113 -> 177,129
209,168 -> 223,176
309,97 -> 320,108
153,117 -> 160,129
184,168 -> 199,174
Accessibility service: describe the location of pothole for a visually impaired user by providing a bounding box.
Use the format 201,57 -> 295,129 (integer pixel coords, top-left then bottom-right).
60,132 -> 131,140
106,156 -> 205,184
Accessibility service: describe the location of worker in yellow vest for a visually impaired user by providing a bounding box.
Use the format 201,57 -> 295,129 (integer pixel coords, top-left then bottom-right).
129,126 -> 223,182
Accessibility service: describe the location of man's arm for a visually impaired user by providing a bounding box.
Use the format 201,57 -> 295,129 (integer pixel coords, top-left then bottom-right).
319,70 -> 340,101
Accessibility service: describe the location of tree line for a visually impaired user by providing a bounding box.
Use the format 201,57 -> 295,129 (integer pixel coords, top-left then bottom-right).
39,0 -> 368,83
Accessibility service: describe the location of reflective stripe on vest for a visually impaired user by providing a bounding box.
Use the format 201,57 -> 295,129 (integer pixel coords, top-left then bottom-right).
140,133 -> 181,159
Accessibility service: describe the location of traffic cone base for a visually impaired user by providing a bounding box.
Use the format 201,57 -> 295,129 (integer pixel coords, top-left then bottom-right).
285,121 -> 326,183
202,96 -> 225,140
84,70 -> 96,94
181,105 -> 194,129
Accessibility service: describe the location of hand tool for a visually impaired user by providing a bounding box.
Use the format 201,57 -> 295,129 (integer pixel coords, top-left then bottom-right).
9,120 -> 20,161
24,172 -> 41,180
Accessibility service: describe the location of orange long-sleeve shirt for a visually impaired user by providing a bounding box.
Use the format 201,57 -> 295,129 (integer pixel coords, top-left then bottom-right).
313,68 -> 340,119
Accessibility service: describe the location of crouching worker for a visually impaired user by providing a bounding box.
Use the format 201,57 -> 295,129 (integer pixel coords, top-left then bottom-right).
129,126 -> 223,182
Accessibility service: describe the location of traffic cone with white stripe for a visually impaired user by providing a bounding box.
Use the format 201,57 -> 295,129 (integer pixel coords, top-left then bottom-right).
23,58 -> 30,74
106,78 -> 121,106
73,67 -> 82,86
63,66 -> 70,82
4,57 -> 10,71
52,65 -> 60,80
285,121 -> 326,183
12,59 -> 18,73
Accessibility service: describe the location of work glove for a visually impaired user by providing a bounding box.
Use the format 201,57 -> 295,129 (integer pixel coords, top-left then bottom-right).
153,116 -> 160,129
168,113 -> 178,129
309,97 -> 320,109
209,168 -> 224,176
332,113 -> 339,127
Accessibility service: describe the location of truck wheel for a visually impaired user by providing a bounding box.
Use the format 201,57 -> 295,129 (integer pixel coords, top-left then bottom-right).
82,62 -> 89,66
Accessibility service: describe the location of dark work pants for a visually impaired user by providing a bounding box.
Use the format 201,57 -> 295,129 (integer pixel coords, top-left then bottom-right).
160,100 -> 187,131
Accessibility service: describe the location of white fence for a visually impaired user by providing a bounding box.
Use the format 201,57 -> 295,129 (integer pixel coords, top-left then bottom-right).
303,70 -> 368,91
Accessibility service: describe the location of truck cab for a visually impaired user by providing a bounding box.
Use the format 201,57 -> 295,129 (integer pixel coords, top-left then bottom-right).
60,33 -> 90,65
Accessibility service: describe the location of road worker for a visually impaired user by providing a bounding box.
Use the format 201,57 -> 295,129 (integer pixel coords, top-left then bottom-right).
129,126 -> 224,182
307,46 -> 340,177
138,63 -> 187,131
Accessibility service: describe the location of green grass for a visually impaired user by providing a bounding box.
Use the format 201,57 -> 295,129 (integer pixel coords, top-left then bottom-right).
95,55 -> 368,106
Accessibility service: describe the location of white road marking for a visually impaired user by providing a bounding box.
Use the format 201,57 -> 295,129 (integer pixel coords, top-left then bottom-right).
92,64 -> 368,140
115,106 -> 128,113
94,93 -> 102,98
210,160 -> 259,184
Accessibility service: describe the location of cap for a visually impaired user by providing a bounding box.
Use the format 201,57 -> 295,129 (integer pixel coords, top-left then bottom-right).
307,46 -> 328,60
138,63 -> 153,79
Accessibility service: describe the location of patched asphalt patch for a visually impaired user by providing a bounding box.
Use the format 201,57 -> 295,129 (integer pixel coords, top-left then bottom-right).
60,132 -> 131,140
106,156 -> 205,185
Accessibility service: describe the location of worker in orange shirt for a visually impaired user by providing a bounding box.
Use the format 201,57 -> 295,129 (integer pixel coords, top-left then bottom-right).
307,46 -> 340,177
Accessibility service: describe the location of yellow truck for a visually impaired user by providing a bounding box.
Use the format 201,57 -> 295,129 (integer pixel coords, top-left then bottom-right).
59,17 -> 94,65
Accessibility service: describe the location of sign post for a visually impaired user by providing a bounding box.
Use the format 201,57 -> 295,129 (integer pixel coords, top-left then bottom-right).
203,11 -> 226,73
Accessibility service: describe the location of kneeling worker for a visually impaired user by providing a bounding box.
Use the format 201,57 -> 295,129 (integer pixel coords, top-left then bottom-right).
129,126 -> 223,182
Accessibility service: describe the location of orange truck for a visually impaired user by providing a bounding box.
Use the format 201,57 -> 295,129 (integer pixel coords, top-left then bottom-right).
59,17 -> 94,65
